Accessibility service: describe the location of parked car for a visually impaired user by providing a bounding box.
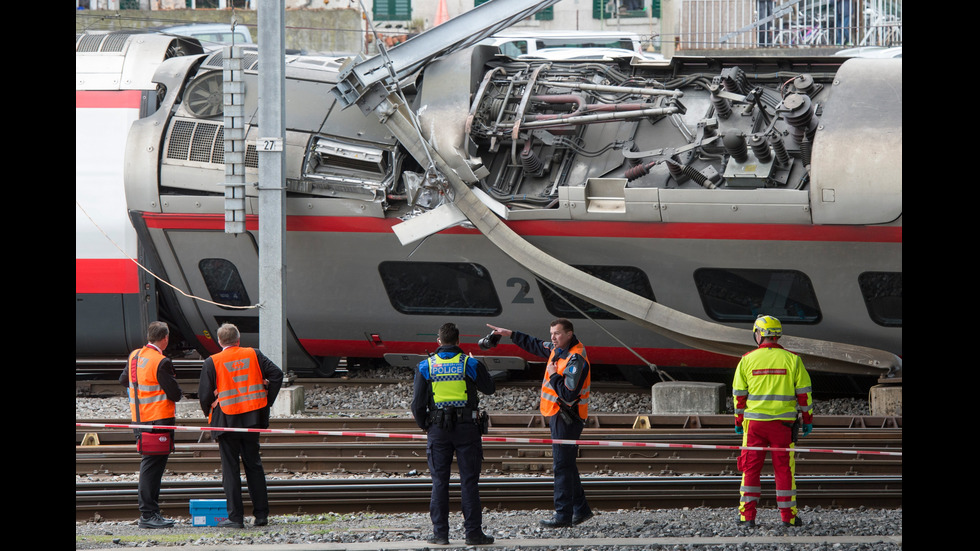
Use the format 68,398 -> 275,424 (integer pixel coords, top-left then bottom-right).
833,46 -> 901,58
518,47 -> 664,62
482,30 -> 645,58
155,23 -> 253,48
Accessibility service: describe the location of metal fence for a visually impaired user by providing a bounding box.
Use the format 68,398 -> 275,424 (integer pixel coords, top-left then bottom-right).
679,0 -> 902,50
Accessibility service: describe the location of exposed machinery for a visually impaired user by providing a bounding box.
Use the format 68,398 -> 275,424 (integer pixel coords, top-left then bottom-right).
75,2 -> 901,382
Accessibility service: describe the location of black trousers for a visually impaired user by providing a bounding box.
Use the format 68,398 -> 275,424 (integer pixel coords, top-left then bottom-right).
549,414 -> 591,522
138,452 -> 170,516
217,432 -> 270,522
426,422 -> 484,538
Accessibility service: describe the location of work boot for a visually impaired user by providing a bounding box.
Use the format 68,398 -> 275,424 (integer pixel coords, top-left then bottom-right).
782,516 -> 805,528
539,516 -> 573,528
138,513 -> 175,529
426,534 -> 450,545
572,511 -> 595,525
465,532 -> 494,545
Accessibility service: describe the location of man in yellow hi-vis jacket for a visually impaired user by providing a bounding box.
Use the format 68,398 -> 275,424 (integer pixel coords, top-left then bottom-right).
733,315 -> 813,528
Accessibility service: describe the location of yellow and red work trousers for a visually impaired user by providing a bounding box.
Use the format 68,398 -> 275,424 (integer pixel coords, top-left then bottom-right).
737,419 -> 799,524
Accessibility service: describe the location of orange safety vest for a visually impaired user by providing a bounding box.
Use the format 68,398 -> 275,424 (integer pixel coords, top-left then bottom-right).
540,341 -> 590,419
211,346 -> 268,415
127,345 -> 176,422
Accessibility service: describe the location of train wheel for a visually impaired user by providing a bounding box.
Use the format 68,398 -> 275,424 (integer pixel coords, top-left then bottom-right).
313,356 -> 340,378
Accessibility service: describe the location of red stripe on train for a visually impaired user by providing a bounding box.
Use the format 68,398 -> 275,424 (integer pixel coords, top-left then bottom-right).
299,339 -> 737,369
75,90 -> 143,109
75,259 -> 140,294
142,213 -> 901,243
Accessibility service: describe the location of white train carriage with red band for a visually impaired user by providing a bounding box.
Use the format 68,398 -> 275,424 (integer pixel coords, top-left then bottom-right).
76,24 -> 901,383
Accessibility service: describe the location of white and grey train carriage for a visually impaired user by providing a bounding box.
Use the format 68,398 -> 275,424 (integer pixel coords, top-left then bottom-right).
76,14 -> 901,383
76,31 -> 205,359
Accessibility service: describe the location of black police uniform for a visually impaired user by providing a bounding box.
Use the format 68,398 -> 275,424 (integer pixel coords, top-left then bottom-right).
411,345 -> 495,542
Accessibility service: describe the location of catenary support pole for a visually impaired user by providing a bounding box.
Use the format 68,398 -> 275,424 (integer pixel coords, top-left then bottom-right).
257,1 -> 286,370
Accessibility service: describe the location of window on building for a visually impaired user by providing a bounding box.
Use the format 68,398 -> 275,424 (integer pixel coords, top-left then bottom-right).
694,268 -> 821,324
199,258 -> 251,309
378,261 -> 502,316
538,265 -> 655,320
375,0 -> 413,21
593,0 -> 660,19
858,272 -> 902,327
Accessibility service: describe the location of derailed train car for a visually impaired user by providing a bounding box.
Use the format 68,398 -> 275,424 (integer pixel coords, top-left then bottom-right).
77,24 -> 901,380
76,31 -> 204,358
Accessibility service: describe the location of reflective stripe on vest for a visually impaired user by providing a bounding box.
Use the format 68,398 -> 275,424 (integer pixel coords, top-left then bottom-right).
127,346 -> 175,423
211,347 -> 268,415
427,353 -> 469,408
540,341 -> 590,419
733,347 -> 812,422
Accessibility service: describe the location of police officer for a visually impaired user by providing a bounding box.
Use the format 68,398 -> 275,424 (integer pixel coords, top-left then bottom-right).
486,319 -> 594,528
199,323 -> 283,529
411,323 -> 496,546
119,321 -> 182,529
733,315 -> 813,528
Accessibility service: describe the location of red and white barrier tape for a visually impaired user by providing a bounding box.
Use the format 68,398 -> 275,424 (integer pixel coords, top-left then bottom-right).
75,422 -> 902,457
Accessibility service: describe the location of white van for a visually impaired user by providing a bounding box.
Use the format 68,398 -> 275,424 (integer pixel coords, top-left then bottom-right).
484,30 -> 643,58
156,23 -> 253,49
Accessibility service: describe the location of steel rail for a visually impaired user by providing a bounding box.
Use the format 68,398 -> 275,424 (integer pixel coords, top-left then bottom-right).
76,447 -> 902,477
75,413 -> 903,438
75,476 -> 902,521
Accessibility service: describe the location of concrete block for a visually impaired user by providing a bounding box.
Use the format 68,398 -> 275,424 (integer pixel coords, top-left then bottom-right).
651,381 -> 726,414
869,384 -> 902,417
271,385 -> 305,417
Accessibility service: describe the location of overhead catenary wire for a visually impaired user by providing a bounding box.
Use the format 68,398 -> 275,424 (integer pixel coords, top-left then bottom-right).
535,278 -> 674,383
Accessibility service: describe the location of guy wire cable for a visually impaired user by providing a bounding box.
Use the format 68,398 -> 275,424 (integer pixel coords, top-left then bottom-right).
535,277 -> 673,382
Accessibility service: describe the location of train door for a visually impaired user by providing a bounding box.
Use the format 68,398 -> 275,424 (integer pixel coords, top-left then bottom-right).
163,229 -> 317,372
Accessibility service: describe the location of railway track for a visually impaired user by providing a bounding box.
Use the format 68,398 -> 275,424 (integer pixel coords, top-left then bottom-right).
76,475 -> 903,521
77,415 -> 901,521
77,417 -> 901,477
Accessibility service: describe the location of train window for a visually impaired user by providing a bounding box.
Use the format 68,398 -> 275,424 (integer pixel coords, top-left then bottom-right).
378,261 -> 502,316
694,268 -> 821,324
537,265 -> 655,320
199,258 -> 251,309
858,272 -> 902,327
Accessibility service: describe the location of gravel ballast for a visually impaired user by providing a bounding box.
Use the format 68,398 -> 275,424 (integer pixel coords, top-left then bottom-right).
76,372 -> 900,549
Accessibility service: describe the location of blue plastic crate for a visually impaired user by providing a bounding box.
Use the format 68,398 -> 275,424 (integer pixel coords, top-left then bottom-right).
189,499 -> 227,527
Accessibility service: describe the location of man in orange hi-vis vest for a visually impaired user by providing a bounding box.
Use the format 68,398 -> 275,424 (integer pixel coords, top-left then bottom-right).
199,323 -> 283,529
487,319 -> 594,528
119,321 -> 183,529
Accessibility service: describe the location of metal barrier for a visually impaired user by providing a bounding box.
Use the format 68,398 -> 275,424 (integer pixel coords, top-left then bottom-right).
679,0 -> 902,50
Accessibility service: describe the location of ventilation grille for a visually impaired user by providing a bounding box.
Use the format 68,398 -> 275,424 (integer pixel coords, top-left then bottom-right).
76,32 -> 138,53
166,119 -> 258,169
167,120 -> 222,164
201,48 -> 259,72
